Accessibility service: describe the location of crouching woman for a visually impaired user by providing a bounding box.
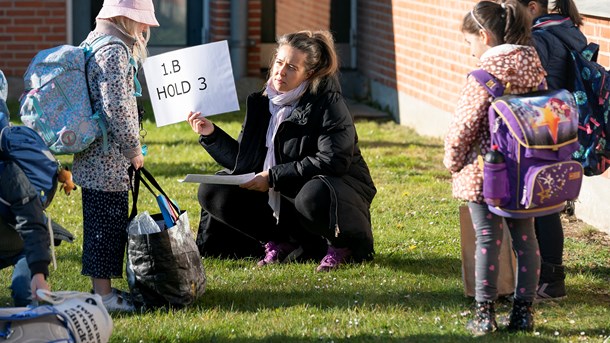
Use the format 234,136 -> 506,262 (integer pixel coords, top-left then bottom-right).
188,30 -> 376,272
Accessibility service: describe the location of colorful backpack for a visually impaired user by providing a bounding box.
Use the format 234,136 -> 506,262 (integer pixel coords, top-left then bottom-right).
471,69 -> 583,219
19,35 -> 142,155
547,34 -> 610,175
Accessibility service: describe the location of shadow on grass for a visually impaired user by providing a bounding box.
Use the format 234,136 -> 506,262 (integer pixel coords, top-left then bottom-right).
354,116 -> 394,124
567,265 -> 610,282
197,287 -> 463,312
358,140 -> 443,150
535,328 -> 610,341
0,295 -> 14,307
372,254 -> 462,278
170,333 -> 557,343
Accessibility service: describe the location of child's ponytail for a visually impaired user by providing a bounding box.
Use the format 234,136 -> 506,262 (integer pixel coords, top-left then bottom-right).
462,0 -> 531,46
515,0 -> 583,28
502,0 -> 532,46
552,0 -> 583,27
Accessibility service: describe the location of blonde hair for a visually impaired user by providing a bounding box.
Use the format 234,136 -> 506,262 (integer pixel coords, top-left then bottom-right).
108,16 -> 151,64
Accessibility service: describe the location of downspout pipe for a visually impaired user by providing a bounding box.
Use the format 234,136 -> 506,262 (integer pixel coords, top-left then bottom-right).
203,0 -> 210,43
230,0 -> 249,80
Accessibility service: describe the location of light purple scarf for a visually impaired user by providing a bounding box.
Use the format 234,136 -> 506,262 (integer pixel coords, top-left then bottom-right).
264,79 -> 309,221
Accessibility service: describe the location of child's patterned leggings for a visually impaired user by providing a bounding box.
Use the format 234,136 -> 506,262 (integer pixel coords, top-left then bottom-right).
468,202 -> 541,303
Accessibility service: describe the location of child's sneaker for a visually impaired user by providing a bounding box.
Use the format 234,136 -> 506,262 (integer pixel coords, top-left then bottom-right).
101,288 -> 135,312
257,241 -> 303,266
316,246 -> 351,272
535,262 -> 567,302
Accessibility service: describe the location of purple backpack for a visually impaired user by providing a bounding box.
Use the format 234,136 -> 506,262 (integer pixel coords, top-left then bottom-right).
471,69 -> 583,219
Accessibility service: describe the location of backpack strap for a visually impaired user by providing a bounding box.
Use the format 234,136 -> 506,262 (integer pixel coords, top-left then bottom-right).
469,70 -> 505,148
82,35 -> 142,96
80,35 -> 142,153
469,69 -> 546,97
469,69 -> 505,98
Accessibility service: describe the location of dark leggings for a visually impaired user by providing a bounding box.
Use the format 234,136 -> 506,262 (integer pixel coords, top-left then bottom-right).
534,212 -> 564,265
468,202 -> 540,303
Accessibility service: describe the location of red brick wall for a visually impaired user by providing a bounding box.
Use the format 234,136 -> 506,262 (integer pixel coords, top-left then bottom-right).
581,17 -> 610,68
358,0 -> 610,115
357,0 -> 398,91
358,0 -> 477,114
247,0 -> 262,75
210,0 -> 261,76
2,0 -> 610,100
209,0 -> 231,42
0,0 -> 67,77
275,0 -> 331,35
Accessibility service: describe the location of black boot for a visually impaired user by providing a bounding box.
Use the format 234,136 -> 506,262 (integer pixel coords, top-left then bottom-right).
536,262 -> 566,301
507,299 -> 534,332
466,301 -> 497,335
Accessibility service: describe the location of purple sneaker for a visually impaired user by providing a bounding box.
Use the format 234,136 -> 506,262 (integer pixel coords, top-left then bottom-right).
316,246 -> 351,272
257,241 -> 303,266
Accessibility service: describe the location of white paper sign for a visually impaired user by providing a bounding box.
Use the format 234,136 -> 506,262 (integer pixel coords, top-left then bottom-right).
143,41 -> 240,127
179,173 -> 256,185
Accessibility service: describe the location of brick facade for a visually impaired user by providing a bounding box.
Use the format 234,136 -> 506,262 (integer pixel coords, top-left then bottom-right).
0,1 -> 67,77
580,17 -> 610,67
1,0 -> 609,123
247,0 -> 262,74
209,0 -> 231,41
275,0 -> 331,35
358,0 -> 610,117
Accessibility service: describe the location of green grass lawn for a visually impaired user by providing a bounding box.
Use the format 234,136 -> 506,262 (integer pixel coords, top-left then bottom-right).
2,101 -> 610,342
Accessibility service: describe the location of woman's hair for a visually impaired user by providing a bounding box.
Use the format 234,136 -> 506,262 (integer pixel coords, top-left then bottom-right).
515,0 -> 583,27
462,0 -> 532,46
271,30 -> 339,94
108,16 -> 151,63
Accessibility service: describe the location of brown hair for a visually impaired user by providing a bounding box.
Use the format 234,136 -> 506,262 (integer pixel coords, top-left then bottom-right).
270,30 -> 339,94
515,0 -> 583,27
462,0 -> 532,46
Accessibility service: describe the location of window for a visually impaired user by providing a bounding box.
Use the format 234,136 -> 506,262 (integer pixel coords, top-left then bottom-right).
149,0 -> 187,46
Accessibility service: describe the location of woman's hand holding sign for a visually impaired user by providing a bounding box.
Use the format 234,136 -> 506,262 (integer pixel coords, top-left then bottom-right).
187,111 -> 215,136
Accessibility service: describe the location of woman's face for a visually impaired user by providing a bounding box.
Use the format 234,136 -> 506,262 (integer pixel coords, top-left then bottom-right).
272,45 -> 310,93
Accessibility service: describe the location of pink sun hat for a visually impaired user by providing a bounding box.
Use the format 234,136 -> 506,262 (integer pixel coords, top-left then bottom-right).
96,0 -> 160,27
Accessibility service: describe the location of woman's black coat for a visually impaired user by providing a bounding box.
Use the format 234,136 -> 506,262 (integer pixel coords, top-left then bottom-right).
200,78 -> 375,201
199,77 -> 376,255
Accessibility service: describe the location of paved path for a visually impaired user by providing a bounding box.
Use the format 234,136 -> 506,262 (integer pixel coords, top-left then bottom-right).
345,98 -> 389,119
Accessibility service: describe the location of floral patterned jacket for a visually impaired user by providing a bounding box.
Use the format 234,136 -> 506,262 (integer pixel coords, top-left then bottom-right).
73,21 -> 142,192
443,44 -> 547,203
